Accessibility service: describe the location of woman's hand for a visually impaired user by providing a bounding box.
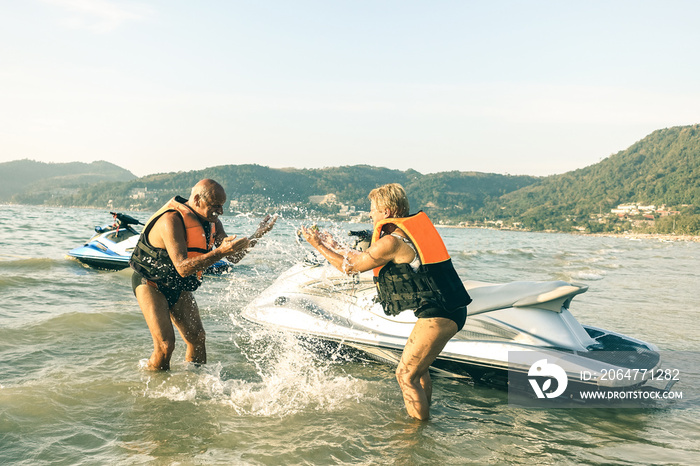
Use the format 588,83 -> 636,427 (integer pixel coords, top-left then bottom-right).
300,224 -> 323,248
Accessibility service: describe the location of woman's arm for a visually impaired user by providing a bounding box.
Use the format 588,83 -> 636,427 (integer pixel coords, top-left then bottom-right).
300,226 -> 401,274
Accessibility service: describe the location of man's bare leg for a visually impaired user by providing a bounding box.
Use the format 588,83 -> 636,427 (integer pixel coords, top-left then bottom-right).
135,284 -> 176,370
170,292 -> 207,365
395,317 -> 458,421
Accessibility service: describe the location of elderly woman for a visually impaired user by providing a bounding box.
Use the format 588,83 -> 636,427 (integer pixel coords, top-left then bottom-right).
301,183 -> 471,420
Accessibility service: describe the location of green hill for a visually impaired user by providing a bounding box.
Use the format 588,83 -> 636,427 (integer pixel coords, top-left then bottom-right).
56,164 -> 537,219
4,124 -> 699,234
1,160 -> 136,203
481,124 -> 700,233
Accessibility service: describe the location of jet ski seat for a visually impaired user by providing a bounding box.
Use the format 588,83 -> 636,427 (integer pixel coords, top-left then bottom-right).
463,280 -> 588,316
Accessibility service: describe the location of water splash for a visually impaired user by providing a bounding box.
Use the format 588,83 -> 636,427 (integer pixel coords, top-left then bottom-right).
137,329 -> 368,418
136,211 -> 371,418
227,317 -> 368,417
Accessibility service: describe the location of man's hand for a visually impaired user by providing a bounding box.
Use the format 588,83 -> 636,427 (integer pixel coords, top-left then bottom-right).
216,235 -> 250,256
252,214 -> 278,240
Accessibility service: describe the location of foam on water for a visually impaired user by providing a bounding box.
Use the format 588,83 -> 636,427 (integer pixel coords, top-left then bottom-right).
225,343 -> 367,417
568,269 -> 607,281
231,305 -> 371,416
138,328 -> 369,418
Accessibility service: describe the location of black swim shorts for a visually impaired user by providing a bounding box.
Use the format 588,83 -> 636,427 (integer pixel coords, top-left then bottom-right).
414,305 -> 467,332
131,271 -> 182,308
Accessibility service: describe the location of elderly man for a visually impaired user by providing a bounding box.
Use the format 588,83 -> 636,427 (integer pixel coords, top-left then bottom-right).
130,179 -> 276,370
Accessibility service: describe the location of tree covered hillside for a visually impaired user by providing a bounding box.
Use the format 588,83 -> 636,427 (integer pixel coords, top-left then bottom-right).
48,164 -> 537,219
481,125 -> 700,232
4,124 -> 698,234
2,160 -> 136,202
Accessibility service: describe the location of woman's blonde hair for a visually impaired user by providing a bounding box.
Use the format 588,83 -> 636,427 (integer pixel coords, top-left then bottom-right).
368,183 -> 410,218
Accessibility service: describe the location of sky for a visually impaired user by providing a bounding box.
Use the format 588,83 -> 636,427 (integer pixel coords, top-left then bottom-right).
1,0 -> 700,178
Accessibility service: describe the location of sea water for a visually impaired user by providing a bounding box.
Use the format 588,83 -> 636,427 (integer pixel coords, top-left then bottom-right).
1,205 -> 699,465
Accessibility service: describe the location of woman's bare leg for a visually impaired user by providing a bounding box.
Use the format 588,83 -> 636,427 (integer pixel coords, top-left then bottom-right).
395,317 -> 458,420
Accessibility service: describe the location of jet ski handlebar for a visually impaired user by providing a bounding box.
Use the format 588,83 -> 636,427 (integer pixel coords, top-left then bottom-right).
110,212 -> 144,227
348,229 -> 372,251
348,229 -> 372,241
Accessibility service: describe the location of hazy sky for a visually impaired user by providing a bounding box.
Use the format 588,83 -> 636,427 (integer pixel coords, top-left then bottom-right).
2,1 -> 699,177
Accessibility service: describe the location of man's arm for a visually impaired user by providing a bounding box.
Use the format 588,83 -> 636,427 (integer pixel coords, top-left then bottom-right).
156,212 -> 249,277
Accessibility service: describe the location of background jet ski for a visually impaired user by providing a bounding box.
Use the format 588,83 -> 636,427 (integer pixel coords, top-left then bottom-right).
67,212 -> 142,270
241,233 -> 677,395
67,212 -> 231,273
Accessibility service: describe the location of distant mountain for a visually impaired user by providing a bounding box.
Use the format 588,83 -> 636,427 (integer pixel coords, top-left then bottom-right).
481,124 -> 700,231
0,160 -> 136,202
57,164 -> 538,217
4,124 -> 698,234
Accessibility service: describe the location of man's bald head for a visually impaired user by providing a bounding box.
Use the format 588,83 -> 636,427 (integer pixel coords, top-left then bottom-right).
189,179 -> 227,222
190,179 -> 226,204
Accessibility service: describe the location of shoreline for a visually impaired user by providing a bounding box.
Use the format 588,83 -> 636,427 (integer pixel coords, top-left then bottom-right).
438,224 -> 700,243
5,203 -> 699,243
580,232 -> 700,243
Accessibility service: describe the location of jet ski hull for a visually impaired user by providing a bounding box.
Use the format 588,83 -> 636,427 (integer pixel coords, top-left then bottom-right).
241,262 -> 671,394
67,226 -> 139,270
67,246 -> 132,270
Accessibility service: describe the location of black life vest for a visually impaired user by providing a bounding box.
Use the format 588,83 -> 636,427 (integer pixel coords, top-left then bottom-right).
129,196 -> 216,292
372,211 -> 471,316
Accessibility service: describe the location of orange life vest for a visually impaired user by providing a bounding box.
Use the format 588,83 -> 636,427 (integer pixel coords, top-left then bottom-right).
130,196 -> 215,287
372,211 -> 451,277
371,211 -> 471,316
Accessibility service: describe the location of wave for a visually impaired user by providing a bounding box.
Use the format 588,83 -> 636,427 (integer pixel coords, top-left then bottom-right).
456,248 -> 538,259
0,257 -> 63,270
137,321 -> 377,417
571,271 -> 606,281
0,307 -> 141,340
560,269 -> 607,281
0,257 -> 96,286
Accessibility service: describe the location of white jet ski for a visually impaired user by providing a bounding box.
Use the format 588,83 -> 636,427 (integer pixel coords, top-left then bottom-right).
67,212 -> 231,273
241,245 -> 677,395
67,212 -> 143,270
